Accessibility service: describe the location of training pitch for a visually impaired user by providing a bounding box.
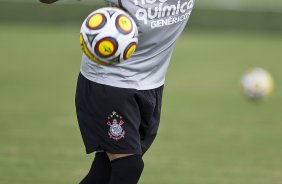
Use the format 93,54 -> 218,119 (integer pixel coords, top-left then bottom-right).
0,24 -> 281,184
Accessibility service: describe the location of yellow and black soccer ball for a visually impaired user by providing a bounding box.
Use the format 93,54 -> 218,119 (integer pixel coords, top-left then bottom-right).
80,7 -> 138,66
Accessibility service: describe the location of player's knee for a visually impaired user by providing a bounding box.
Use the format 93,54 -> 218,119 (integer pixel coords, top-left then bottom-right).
107,152 -> 144,175
112,154 -> 144,174
106,152 -> 134,161
121,154 -> 144,172
109,154 -> 144,184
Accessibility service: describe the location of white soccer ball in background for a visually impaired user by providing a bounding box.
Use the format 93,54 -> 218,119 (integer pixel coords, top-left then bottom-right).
80,7 -> 138,65
241,67 -> 274,101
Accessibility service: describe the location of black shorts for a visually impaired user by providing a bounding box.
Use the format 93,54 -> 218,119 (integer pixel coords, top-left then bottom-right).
75,73 -> 163,155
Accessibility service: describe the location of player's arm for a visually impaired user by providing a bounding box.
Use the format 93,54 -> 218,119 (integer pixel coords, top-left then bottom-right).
39,0 -> 59,4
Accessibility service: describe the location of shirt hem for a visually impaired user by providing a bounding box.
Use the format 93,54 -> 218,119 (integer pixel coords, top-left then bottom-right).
80,70 -> 165,90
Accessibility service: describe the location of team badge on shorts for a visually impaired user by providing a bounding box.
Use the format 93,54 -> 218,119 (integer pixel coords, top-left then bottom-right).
107,111 -> 125,141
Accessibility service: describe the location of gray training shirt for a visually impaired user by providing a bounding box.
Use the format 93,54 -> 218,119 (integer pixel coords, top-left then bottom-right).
80,0 -> 195,90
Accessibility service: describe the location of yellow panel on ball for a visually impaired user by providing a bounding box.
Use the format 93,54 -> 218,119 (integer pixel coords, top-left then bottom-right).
116,15 -> 132,34
80,34 -> 111,66
124,43 -> 137,60
96,39 -> 117,57
87,13 -> 105,29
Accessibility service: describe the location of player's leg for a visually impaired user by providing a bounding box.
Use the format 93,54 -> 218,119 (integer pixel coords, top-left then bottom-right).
79,151 -> 111,184
107,153 -> 144,184
75,73 -> 151,184
139,86 -> 164,155
76,74 -> 112,184
104,86 -> 163,184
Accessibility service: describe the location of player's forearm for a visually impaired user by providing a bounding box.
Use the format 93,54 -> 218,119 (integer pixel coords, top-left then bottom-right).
39,0 -> 59,4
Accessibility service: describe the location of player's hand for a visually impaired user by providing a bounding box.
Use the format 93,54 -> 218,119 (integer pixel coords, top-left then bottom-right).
39,0 -> 59,4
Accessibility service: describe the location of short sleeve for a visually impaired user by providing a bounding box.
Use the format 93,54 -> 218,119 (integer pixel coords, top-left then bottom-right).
104,0 -> 121,7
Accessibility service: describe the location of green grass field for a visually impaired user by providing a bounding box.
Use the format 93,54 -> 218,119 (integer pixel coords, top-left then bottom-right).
0,23 -> 282,184
7,0 -> 282,8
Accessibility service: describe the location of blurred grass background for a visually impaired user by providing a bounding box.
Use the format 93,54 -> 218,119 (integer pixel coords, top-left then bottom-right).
0,0 -> 282,184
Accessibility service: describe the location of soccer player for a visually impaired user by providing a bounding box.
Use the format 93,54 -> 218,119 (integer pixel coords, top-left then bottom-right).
40,0 -> 195,183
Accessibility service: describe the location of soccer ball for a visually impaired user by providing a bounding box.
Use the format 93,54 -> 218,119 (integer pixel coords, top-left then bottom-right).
80,7 -> 138,65
241,67 -> 274,101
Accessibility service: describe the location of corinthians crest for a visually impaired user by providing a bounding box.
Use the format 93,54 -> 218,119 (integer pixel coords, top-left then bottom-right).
107,111 -> 125,141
